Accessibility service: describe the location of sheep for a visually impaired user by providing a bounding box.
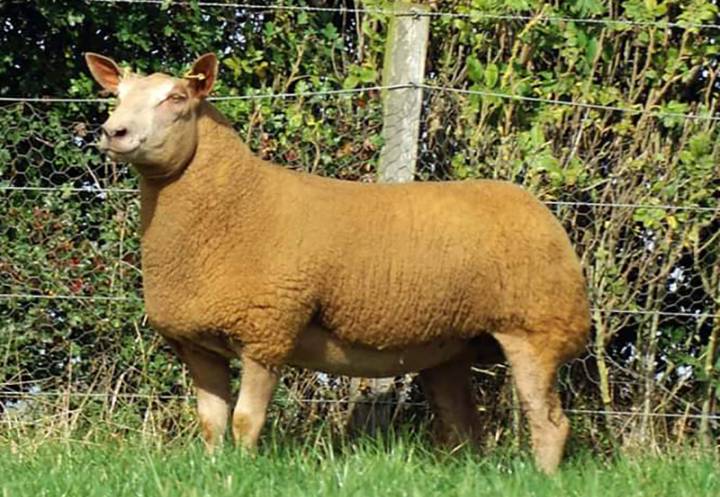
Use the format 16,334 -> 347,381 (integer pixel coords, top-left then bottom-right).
85,52 -> 590,474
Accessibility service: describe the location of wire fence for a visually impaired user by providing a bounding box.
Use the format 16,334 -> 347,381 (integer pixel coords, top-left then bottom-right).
2,0 -> 719,446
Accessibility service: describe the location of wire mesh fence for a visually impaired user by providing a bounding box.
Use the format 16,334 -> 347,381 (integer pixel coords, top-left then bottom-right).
1,0 -> 719,448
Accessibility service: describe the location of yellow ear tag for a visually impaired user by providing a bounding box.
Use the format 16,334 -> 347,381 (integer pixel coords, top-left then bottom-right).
183,71 -> 206,81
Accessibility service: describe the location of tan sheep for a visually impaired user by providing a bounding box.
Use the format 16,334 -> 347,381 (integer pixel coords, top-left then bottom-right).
85,52 -> 590,473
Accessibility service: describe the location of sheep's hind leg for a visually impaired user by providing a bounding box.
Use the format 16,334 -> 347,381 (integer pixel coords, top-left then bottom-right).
232,354 -> 279,450
493,331 -> 570,474
419,353 -> 479,449
168,340 -> 232,452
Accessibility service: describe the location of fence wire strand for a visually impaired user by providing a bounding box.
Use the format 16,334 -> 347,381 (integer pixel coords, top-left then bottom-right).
3,83 -> 718,122
3,391 -> 719,421
420,84 -> 720,122
0,84 -> 410,104
87,0 -> 720,31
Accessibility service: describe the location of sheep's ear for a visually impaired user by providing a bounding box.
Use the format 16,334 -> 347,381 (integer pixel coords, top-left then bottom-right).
185,53 -> 218,98
85,53 -> 122,94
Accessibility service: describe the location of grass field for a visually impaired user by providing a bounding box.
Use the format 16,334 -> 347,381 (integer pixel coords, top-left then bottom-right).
1,432 -> 718,497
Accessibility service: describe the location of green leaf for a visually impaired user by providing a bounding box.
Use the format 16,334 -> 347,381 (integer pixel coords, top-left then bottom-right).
573,0 -> 606,16
506,0 -> 531,10
659,101 -> 690,128
321,23 -> 339,41
633,207 -> 665,228
356,67 -> 377,83
530,124 -> 546,149
66,12 -> 85,27
344,65 -> 377,89
688,132 -> 711,158
452,153 -> 469,179
467,57 -> 484,84
484,63 -> 499,88
585,36 -> 598,65
343,75 -> 359,90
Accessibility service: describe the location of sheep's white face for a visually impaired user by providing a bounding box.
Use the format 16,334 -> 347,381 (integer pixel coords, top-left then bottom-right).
85,53 -> 218,179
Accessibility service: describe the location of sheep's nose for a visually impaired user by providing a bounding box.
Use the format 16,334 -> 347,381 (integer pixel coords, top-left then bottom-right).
102,124 -> 128,139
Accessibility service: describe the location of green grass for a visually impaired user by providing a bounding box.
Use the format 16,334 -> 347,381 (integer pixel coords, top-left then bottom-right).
1,434 -> 718,497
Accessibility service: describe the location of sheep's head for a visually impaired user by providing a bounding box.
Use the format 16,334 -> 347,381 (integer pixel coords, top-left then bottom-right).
85,52 -> 218,179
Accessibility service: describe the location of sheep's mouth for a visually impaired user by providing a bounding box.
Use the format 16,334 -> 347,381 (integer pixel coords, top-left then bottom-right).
106,146 -> 139,159
98,141 -> 140,160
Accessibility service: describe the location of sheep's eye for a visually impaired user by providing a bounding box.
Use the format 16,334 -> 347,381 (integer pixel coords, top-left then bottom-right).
168,94 -> 186,102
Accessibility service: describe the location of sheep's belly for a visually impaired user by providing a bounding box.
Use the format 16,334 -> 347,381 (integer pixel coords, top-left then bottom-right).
287,324 -> 468,377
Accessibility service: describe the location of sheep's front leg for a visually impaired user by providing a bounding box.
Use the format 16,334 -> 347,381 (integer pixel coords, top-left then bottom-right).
232,354 -> 279,449
167,339 -> 232,452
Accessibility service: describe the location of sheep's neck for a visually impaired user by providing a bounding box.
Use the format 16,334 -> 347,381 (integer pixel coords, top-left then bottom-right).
138,102 -> 267,316
139,101 -> 265,237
